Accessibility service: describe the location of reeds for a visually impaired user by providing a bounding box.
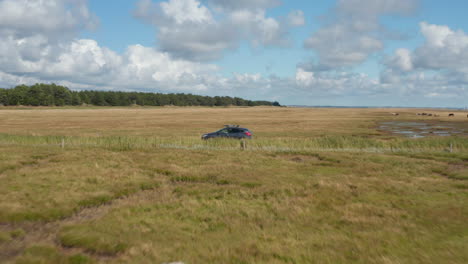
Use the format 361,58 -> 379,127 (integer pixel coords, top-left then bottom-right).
1,133 -> 465,153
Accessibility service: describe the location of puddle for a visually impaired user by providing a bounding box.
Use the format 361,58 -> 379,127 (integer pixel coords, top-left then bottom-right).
378,121 -> 468,138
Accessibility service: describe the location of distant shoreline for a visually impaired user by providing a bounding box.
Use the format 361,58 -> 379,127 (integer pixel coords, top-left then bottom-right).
287,105 -> 467,110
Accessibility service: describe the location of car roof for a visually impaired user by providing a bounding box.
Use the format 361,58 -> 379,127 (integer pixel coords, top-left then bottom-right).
219,127 -> 249,130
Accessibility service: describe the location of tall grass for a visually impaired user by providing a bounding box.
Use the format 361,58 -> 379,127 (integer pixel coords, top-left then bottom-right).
0,133 -> 466,153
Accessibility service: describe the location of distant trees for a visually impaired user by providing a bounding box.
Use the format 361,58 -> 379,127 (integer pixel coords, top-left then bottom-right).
0,83 -> 71,106
0,84 -> 280,107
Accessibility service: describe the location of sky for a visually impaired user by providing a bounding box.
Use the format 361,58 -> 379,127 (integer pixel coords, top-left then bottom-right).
0,0 -> 467,107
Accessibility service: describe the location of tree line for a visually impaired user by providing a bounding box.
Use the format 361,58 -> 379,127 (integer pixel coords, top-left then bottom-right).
0,84 -> 280,107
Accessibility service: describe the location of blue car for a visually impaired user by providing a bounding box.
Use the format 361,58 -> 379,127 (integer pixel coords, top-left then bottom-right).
202,125 -> 252,140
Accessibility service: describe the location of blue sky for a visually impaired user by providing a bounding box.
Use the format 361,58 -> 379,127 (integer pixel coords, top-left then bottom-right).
0,0 -> 467,107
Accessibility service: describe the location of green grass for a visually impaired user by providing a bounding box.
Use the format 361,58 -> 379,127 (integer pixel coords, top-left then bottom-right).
0,107 -> 467,263
1,133 -> 467,153
53,150 -> 467,263
60,225 -> 128,255
0,144 -> 466,263
15,246 -> 93,264
0,146 -> 162,222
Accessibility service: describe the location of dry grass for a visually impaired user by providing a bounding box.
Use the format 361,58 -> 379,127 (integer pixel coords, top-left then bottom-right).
0,106 -> 467,264
0,107 -> 467,153
0,106 -> 466,137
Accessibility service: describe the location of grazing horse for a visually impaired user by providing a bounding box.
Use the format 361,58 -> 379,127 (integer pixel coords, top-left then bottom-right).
449,113 -> 455,117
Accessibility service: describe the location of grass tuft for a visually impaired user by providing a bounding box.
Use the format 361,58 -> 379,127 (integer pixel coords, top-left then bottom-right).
59,225 -> 128,255
15,245 -> 94,264
78,195 -> 113,208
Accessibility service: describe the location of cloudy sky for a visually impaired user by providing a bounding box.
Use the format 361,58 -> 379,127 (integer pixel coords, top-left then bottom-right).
0,0 -> 467,107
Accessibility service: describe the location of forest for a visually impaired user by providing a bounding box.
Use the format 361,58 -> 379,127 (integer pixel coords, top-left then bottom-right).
0,84 -> 280,107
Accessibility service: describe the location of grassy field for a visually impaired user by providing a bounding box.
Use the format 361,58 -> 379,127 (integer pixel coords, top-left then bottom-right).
0,106 -> 467,264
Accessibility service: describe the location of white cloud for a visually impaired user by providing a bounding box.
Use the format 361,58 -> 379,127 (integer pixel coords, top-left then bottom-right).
295,68 -> 314,87
234,73 -> 262,83
0,0 -> 97,39
380,69 -> 466,100
419,22 -> 453,47
160,0 -> 213,24
0,0 -> 221,92
155,23 -> 238,61
295,68 -> 381,96
0,37 -> 222,92
228,9 -> 288,47
304,0 -> 418,70
134,0 -> 293,61
0,71 -> 42,87
44,39 -> 122,81
115,45 -> 219,91
384,22 -> 468,88
206,0 -> 280,11
385,48 -> 413,72
383,26 -> 467,98
0,0 -> 101,79
287,10 -> 305,27
0,0 -> 466,107
414,22 -> 468,72
134,0 -> 235,61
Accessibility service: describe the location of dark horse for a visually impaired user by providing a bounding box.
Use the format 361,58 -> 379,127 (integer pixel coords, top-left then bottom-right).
448,113 -> 455,117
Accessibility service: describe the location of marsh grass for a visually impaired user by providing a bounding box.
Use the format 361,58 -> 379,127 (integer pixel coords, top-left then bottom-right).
59,225 -> 128,255
14,245 -> 93,264
0,146 -> 162,223
0,133 -> 467,153
54,151 -> 467,263
0,107 -> 467,264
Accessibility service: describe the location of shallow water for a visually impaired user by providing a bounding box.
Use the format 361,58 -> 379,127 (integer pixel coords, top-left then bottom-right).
378,121 -> 467,138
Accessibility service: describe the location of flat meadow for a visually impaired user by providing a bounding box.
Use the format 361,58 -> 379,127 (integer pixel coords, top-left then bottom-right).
0,106 -> 467,264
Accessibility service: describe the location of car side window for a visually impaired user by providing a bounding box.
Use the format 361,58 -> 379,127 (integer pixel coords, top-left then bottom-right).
219,128 -> 229,134
230,128 -> 241,133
